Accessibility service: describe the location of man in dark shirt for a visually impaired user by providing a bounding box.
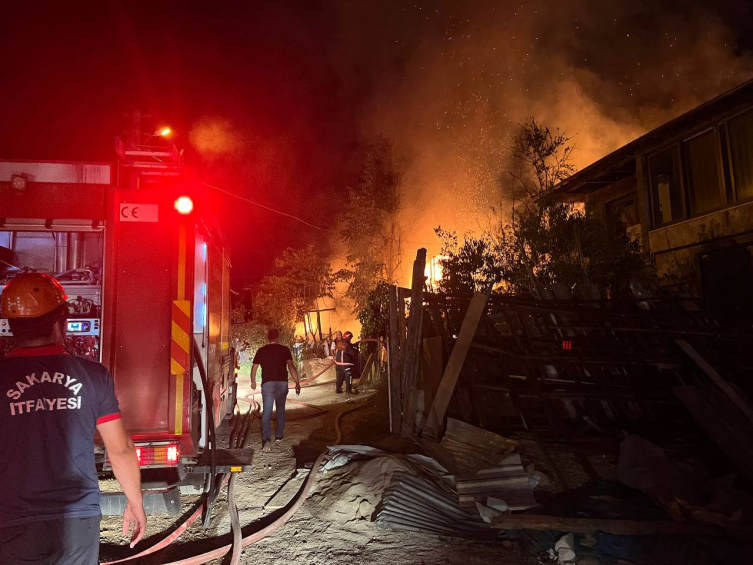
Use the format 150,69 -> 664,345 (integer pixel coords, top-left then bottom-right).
251,328 -> 300,451
0,273 -> 146,564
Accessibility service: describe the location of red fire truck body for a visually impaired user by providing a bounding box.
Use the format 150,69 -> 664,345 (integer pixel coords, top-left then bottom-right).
1,154 -> 237,510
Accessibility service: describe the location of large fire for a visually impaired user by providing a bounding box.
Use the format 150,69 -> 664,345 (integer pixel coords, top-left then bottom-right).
424,255 -> 447,289
294,321 -> 306,339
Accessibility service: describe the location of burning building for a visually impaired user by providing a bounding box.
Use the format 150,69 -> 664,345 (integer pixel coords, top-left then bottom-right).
553,78 -> 753,311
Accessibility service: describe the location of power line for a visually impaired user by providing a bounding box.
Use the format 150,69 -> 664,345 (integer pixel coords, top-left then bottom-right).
201,182 -> 331,232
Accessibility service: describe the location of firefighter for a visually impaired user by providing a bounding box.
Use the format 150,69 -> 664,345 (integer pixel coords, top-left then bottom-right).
0,273 -> 146,564
334,330 -> 359,395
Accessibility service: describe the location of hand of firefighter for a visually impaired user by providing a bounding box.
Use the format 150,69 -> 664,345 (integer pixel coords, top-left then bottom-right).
123,500 -> 147,548
295,382 -> 301,396
250,379 -> 257,391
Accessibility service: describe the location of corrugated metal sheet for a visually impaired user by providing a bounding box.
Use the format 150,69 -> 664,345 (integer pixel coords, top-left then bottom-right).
419,418 -> 518,478
323,445 -> 497,540
418,419 -> 537,515
456,453 -> 537,512
376,471 -> 498,540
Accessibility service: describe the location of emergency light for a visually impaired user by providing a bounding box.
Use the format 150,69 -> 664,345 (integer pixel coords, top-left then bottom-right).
174,196 -> 194,215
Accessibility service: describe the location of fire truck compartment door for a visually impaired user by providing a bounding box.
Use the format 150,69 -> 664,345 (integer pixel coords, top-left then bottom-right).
112,193 -> 171,433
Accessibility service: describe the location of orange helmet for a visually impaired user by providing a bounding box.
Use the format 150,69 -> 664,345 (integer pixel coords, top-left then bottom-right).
1,273 -> 68,318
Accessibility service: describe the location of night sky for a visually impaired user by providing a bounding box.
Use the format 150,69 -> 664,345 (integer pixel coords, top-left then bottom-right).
2,1 -> 752,282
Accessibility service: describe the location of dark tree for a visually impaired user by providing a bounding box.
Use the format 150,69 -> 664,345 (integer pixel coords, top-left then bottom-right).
252,244 -> 335,344
438,119 -> 653,297
339,136 -> 404,315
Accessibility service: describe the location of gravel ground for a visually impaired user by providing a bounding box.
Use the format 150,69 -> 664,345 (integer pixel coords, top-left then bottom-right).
99,361 -> 525,564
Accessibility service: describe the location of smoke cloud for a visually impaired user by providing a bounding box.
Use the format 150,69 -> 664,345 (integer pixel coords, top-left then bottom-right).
189,117 -> 241,158
331,0 -> 753,284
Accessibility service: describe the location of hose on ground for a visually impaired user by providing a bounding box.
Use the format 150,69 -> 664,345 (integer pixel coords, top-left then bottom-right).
163,401 -> 368,564
289,360 -> 334,388
228,473 -> 242,565
193,338 -> 217,501
239,393 -> 328,422
101,474 -> 231,565
334,401 -> 370,445
229,397 -> 260,449
103,398 -> 370,564
159,451 -> 328,565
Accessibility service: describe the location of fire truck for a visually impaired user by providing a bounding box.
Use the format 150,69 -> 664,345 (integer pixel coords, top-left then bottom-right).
0,135 -> 244,516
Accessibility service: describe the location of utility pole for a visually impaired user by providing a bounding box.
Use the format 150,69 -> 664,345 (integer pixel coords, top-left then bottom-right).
131,109 -> 141,145
123,108 -> 152,146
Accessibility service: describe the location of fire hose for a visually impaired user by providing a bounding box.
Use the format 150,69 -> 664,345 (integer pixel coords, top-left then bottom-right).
102,398 -> 370,564
228,396 -> 260,450
227,473 -> 242,565
101,475 -> 231,565
287,344 -> 381,390
193,339 -> 218,504
289,360 -> 334,388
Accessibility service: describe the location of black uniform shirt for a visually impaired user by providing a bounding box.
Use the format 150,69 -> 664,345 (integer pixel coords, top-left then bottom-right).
0,345 -> 120,526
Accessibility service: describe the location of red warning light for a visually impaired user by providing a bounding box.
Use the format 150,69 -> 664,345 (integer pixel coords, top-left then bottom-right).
562,340 -> 573,352
174,196 -> 194,215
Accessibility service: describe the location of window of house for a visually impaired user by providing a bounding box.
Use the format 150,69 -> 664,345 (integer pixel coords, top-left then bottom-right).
728,108 -> 753,202
683,129 -> 723,216
649,147 -> 682,227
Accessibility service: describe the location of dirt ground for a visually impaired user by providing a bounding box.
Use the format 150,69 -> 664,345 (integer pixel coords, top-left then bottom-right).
99,361 -> 526,564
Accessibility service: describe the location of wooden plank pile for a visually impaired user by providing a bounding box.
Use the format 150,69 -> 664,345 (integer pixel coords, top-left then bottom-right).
386,255 -> 753,488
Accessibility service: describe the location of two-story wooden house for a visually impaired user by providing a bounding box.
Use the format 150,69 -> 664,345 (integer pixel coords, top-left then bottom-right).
554,79 -> 753,311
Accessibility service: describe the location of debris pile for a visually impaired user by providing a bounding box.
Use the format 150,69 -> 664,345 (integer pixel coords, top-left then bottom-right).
310,445 -> 494,540
306,420 -> 546,541
305,418 -> 753,563
548,533 -> 575,563
616,434 -> 752,533
419,418 -> 539,520
301,277 -> 753,562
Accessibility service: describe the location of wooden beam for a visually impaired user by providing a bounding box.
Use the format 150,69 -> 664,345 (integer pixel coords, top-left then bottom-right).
420,336 -> 444,421
359,353 -> 375,387
474,383 -> 674,402
423,287 -> 491,440
673,385 -> 753,484
490,514 -> 725,537
316,309 -> 323,341
398,287 -> 408,367
401,248 -> 427,436
675,339 -> 753,425
574,451 -> 598,482
388,284 -> 402,433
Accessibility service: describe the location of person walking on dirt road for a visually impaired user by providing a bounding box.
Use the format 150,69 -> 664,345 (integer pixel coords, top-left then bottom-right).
251,328 -> 301,451
0,273 -> 146,564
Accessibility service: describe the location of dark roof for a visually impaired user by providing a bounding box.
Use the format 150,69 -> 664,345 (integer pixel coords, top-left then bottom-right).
555,78 -> 753,194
